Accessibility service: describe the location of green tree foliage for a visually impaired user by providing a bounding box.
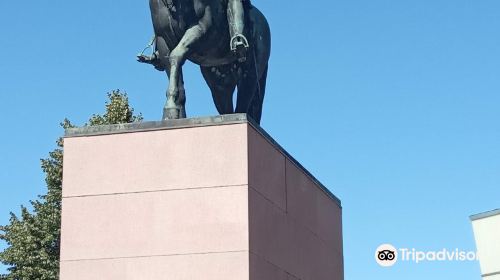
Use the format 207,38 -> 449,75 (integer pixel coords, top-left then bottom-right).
0,90 -> 142,280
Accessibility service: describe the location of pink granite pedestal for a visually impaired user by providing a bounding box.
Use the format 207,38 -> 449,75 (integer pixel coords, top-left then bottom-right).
60,114 -> 343,280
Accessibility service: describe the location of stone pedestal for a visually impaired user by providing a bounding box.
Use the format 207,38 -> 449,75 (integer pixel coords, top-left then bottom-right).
60,114 -> 343,280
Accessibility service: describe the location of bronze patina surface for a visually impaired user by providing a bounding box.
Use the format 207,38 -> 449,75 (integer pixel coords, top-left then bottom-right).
138,0 -> 271,124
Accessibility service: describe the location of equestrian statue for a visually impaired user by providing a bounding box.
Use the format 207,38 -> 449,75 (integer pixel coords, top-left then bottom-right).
138,0 -> 271,124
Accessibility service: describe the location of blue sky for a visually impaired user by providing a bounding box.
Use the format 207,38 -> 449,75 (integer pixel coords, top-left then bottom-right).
0,0 -> 499,279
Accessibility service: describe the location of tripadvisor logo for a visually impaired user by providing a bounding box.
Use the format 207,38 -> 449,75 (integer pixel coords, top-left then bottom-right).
375,244 -> 479,267
376,244 -> 398,267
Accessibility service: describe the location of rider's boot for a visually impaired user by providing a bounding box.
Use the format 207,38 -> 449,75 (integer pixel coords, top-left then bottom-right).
228,0 -> 249,62
138,50 -> 167,71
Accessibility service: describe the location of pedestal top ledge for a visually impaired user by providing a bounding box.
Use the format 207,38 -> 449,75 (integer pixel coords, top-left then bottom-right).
65,113 -> 341,206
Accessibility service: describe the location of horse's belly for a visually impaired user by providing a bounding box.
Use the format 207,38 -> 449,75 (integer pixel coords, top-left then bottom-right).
189,53 -> 235,67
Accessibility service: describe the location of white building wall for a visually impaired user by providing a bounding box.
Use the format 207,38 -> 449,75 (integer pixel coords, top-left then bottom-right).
485,275 -> 500,280
471,210 -> 500,280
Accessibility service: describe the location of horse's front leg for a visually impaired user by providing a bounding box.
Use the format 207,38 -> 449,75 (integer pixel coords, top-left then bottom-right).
164,6 -> 213,119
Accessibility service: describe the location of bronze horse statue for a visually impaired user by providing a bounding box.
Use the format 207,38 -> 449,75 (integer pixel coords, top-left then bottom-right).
138,0 -> 271,124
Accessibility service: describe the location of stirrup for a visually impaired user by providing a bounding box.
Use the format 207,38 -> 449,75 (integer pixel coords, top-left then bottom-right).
230,34 -> 249,51
230,34 -> 249,62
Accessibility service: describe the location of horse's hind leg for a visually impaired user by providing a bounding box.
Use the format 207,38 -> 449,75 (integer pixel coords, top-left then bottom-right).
235,51 -> 259,119
201,65 -> 237,115
249,64 -> 268,124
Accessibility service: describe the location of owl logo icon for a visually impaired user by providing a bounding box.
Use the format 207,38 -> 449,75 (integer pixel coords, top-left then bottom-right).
375,244 -> 398,267
378,250 -> 396,261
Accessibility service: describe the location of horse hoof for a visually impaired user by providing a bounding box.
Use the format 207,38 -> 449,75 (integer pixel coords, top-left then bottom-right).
163,107 -> 180,120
